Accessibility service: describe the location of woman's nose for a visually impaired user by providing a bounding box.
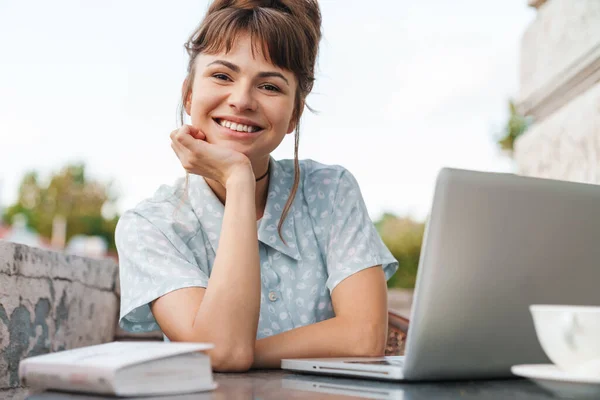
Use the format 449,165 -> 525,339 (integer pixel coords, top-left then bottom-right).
228,83 -> 257,112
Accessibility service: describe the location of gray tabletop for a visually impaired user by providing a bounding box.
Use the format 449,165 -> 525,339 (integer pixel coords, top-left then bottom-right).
23,370 -> 565,400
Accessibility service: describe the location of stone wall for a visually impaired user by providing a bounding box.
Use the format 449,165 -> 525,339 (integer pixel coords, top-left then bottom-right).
515,0 -> 600,180
515,82 -> 600,182
0,240 -> 166,399
0,241 -> 119,394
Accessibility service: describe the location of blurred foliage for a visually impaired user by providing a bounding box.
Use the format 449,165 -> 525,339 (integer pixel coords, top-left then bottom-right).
2,163 -> 120,250
375,213 -> 425,289
496,99 -> 532,155
1,163 -> 426,279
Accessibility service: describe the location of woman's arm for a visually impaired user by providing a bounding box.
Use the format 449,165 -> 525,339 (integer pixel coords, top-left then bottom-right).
151,128 -> 262,372
152,168 -> 260,371
252,266 -> 388,369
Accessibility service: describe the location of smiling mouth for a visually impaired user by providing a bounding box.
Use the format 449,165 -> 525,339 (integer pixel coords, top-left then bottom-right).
214,118 -> 264,133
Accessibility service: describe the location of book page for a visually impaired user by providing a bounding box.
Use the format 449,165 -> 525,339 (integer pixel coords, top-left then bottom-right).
26,342 -> 213,370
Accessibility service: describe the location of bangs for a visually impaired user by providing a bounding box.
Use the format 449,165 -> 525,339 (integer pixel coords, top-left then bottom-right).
189,8 -> 310,75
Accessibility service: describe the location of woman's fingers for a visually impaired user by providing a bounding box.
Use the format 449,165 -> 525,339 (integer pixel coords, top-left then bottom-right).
171,125 -> 206,142
187,124 -> 206,141
171,137 -> 202,173
170,128 -> 197,168
173,128 -> 197,149
170,141 -> 192,170
170,126 -> 206,158
169,124 -> 251,185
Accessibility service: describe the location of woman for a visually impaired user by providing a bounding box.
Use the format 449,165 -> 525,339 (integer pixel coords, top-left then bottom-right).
116,0 -> 398,372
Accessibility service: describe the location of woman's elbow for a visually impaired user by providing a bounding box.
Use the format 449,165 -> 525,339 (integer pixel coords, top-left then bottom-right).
209,346 -> 254,372
354,323 -> 387,357
169,329 -> 255,371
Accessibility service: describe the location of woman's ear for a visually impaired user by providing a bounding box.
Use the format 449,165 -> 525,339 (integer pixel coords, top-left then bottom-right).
182,78 -> 192,116
286,119 -> 297,134
287,102 -> 304,134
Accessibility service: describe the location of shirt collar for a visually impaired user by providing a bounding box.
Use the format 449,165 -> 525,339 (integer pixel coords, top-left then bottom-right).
188,157 -> 302,261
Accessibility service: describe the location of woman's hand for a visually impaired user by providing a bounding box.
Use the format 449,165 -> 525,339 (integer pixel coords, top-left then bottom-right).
170,125 -> 252,186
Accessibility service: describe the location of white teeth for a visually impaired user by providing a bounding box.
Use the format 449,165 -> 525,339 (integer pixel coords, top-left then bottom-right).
218,119 -> 260,133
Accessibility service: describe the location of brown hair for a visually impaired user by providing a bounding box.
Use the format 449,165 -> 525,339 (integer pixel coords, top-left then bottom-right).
178,0 -> 322,243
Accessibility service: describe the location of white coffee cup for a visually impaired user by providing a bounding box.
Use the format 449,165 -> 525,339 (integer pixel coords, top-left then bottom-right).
530,305 -> 600,377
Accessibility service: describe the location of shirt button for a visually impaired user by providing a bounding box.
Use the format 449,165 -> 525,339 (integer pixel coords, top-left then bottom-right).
268,291 -> 278,302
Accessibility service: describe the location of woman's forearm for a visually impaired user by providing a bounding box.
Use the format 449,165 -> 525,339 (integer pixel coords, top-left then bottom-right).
192,169 -> 261,360
252,316 -> 388,369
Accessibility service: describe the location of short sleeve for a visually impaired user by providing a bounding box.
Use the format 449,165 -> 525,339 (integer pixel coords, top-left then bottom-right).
325,170 -> 399,291
115,211 -> 209,333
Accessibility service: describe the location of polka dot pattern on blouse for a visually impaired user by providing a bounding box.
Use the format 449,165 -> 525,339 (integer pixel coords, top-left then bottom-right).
115,158 -> 399,338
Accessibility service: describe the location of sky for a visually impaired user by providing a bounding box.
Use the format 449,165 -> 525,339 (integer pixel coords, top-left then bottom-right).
0,0 -> 536,222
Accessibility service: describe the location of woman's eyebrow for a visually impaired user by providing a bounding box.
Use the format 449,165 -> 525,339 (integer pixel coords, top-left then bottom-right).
257,71 -> 289,86
207,60 -> 240,72
207,60 -> 289,86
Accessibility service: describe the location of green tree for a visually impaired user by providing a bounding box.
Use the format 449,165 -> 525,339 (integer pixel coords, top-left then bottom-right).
2,163 -> 120,250
375,213 -> 425,289
496,99 -> 532,156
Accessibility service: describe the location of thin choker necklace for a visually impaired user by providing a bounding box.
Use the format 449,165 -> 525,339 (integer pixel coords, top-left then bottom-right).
255,164 -> 270,182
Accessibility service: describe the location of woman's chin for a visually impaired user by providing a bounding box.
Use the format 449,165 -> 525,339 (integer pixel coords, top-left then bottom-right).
211,139 -> 253,156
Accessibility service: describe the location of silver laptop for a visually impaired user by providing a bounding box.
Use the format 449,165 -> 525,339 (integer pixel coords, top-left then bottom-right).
282,167 -> 600,381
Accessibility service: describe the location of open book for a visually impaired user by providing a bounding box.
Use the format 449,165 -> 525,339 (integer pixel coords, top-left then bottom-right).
19,341 -> 216,396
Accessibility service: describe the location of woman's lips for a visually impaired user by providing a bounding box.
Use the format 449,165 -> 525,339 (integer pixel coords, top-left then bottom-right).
214,117 -> 264,131
213,118 -> 264,139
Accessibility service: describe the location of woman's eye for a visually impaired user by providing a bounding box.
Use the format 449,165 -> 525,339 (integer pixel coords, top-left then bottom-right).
213,73 -> 231,81
261,84 -> 280,92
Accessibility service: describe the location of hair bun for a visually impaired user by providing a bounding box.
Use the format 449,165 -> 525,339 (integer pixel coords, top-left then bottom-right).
208,0 -> 319,21
207,0 -> 284,13
232,0 -> 286,9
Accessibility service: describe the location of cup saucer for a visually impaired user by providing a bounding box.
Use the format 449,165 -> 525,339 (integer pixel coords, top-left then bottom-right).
512,364 -> 600,398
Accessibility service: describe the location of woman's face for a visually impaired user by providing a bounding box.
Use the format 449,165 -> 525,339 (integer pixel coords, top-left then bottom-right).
185,34 -> 298,163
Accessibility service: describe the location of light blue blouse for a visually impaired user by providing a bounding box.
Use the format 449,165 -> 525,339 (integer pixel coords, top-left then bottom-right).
115,158 -> 398,338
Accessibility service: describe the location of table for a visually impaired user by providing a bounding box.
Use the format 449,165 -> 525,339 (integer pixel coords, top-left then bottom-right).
25,370 -> 560,400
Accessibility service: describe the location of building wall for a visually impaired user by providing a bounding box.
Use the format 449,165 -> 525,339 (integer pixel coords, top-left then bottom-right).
0,241 -> 119,392
0,240 -> 165,398
515,0 -> 600,181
